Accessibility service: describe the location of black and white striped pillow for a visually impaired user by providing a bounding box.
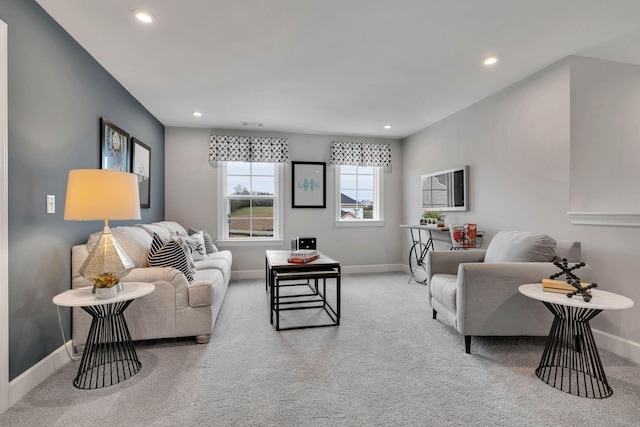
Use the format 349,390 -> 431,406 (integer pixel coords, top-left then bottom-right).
148,233 -> 194,281
188,228 -> 218,254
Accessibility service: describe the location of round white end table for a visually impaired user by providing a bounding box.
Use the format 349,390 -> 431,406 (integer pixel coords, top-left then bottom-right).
53,282 -> 154,389
519,283 -> 633,399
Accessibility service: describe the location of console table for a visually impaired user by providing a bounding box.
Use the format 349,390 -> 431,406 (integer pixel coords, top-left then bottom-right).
53,282 -> 155,389
265,250 -> 340,331
519,283 -> 633,398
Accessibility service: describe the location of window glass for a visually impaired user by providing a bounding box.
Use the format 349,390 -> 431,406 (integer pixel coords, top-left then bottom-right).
220,162 -> 280,240
337,165 -> 382,222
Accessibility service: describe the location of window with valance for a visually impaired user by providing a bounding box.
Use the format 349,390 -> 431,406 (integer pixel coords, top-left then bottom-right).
210,135 -> 287,243
330,141 -> 390,224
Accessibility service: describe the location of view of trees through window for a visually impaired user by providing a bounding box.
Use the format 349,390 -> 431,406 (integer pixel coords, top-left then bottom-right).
226,162 -> 275,238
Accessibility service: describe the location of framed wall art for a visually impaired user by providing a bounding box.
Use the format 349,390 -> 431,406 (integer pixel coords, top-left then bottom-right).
100,118 -> 130,172
292,161 -> 326,208
131,138 -> 151,208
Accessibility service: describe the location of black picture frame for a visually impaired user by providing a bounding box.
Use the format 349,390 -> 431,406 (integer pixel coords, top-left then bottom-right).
292,161 -> 326,208
131,138 -> 151,209
100,118 -> 130,172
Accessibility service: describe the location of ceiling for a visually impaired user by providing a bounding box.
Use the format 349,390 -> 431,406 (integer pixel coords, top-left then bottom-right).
35,0 -> 640,139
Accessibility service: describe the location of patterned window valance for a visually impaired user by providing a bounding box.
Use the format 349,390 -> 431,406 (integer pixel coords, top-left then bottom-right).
330,141 -> 392,167
209,135 -> 289,163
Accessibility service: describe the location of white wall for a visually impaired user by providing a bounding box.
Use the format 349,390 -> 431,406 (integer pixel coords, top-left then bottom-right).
165,127 -> 403,275
403,60 -> 572,246
570,56 -> 640,212
402,57 -> 640,360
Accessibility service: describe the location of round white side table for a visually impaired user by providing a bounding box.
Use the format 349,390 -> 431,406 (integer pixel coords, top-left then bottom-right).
519,283 -> 633,399
53,282 -> 155,389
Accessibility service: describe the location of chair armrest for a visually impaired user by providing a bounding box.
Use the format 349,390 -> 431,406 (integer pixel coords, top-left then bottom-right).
456,262 -> 594,335
426,250 -> 486,281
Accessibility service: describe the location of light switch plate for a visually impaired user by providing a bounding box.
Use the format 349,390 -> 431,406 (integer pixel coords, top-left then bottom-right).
46,195 -> 55,214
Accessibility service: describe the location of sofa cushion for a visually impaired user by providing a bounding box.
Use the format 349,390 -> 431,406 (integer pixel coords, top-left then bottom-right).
484,231 -> 556,263
194,252 -> 232,285
148,233 -> 194,281
188,227 -> 218,253
87,225 -> 152,268
430,274 -> 457,312
159,221 -> 188,236
136,223 -> 172,241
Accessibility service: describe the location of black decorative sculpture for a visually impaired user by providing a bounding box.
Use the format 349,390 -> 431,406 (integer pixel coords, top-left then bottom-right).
550,258 -> 597,302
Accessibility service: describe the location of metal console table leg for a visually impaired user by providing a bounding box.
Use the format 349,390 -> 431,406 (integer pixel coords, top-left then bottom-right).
75,300 -> 141,389
536,303 -> 609,398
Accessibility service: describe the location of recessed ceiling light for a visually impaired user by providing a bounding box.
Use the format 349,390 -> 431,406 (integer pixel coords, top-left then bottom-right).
134,9 -> 154,24
483,55 -> 499,66
383,124 -> 392,129
192,111 -> 202,117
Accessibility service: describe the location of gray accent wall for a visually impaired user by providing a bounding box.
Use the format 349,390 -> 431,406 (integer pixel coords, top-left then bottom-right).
165,127 -> 403,273
402,56 -> 640,348
1,0 -> 165,380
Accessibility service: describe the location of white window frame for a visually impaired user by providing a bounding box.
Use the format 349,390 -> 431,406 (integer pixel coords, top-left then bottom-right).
217,162 -> 284,246
335,165 -> 384,227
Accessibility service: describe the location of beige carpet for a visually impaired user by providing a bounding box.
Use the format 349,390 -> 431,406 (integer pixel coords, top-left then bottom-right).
2,272 -> 640,426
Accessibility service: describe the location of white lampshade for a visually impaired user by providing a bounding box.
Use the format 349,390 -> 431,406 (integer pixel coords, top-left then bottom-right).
64,169 -> 141,221
64,169 -> 141,285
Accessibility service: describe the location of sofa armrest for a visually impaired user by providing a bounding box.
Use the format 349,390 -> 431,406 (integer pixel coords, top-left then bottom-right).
187,280 -> 214,307
427,250 -> 486,281
456,262 -> 594,335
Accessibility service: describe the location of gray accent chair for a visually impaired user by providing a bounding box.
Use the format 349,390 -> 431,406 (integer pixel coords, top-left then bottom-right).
426,231 -> 593,354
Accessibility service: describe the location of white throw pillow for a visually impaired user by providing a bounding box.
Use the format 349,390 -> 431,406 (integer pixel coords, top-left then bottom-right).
183,231 -> 208,261
188,227 -> 218,253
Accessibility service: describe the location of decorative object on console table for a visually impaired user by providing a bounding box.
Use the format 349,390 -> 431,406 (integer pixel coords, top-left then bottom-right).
100,117 -> 130,172
131,137 -> 151,208
292,161 -> 326,208
64,169 -> 141,293
450,223 -> 479,249
421,211 -> 444,226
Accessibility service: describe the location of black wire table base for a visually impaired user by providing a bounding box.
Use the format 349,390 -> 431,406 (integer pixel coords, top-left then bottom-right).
75,300 -> 142,389
536,302 -> 610,398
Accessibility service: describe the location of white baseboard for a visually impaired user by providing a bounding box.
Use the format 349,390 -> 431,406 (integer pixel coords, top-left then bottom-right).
8,340 -> 74,407
231,264 -> 406,281
341,264 -> 406,275
593,328 -> 640,365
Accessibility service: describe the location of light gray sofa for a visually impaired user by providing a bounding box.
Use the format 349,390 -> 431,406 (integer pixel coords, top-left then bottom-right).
71,221 -> 232,352
426,231 -> 593,354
